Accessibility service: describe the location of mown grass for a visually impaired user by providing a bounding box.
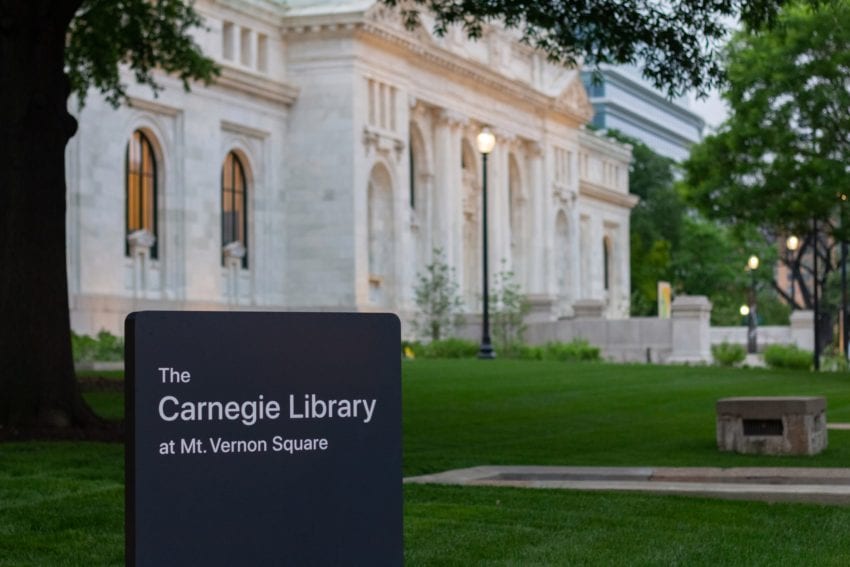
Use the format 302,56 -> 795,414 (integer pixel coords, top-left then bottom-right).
403,360 -> 850,475
0,443 -> 123,566
3,360 -> 850,565
405,484 -> 850,565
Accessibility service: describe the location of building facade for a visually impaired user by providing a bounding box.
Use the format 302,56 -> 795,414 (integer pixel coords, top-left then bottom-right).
581,65 -> 704,162
67,0 -> 636,337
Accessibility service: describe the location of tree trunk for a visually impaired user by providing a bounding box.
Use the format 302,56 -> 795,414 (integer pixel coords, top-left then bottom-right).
0,0 -> 97,428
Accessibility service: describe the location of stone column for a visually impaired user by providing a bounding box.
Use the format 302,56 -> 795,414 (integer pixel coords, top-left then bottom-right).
223,241 -> 246,305
432,110 -> 457,266
527,142 -> 544,294
127,229 -> 156,299
669,295 -> 713,363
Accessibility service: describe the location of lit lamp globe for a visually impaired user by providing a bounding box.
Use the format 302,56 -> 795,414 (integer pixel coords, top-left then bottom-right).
476,128 -> 496,155
786,235 -> 799,251
740,305 -> 750,316
747,255 -> 760,271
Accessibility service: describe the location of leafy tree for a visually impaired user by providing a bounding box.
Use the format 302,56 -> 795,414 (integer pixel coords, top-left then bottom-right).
604,131 -> 785,324
604,131 -> 681,315
683,1 -> 850,314
672,217 -> 780,325
413,249 -> 464,341
0,0 -> 801,430
0,0 -> 216,430
490,263 -> 529,357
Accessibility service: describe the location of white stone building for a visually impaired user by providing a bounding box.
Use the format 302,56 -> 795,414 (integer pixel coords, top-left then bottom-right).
66,0 -> 637,337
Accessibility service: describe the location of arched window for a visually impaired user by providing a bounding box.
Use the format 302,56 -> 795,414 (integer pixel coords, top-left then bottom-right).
221,151 -> 248,268
367,163 -> 394,306
125,130 -> 158,258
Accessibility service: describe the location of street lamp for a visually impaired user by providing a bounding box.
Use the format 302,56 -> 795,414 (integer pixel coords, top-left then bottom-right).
786,235 -> 799,305
476,127 -> 496,359
746,254 -> 759,354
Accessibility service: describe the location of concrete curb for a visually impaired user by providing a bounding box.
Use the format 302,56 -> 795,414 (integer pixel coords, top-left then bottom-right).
405,466 -> 850,505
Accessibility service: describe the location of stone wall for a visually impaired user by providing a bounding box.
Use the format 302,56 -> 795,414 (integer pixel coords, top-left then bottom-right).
711,310 -> 814,352
458,295 -> 712,363
458,298 -> 815,364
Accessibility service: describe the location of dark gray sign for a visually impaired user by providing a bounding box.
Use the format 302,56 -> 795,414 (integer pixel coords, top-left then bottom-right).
125,312 -> 401,566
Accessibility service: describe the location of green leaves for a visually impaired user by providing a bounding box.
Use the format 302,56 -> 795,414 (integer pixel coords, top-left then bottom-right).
685,1 -> 850,237
682,1 -> 850,312
413,249 -> 464,341
66,0 -> 218,106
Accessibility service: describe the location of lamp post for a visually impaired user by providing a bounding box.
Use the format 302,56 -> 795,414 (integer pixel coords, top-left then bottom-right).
813,218 -> 820,371
746,254 -> 759,354
786,235 -> 799,306
476,127 -> 496,359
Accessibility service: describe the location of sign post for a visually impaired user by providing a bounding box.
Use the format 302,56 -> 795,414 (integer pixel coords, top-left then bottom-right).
125,312 -> 402,566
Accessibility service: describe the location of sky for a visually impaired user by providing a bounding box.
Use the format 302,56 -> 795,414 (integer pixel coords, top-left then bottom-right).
691,90 -> 728,133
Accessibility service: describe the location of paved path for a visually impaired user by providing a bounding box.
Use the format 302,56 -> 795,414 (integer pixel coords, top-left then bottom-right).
405,466 -> 850,505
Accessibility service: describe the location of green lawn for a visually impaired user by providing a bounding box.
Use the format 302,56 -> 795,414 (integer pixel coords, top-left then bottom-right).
405,484 -> 850,566
4,361 -> 850,565
403,360 -> 850,475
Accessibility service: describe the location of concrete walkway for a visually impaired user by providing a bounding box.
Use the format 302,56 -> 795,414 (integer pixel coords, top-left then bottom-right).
405,466 -> 850,505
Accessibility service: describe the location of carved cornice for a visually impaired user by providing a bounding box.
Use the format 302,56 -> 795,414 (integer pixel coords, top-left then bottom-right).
215,64 -> 299,106
553,184 -> 576,206
579,128 -> 632,162
283,7 -> 591,126
221,120 -> 270,139
358,21 -> 592,125
363,126 -> 405,160
128,97 -> 181,117
526,140 -> 544,158
206,0 -> 284,26
579,180 -> 639,209
434,108 -> 468,128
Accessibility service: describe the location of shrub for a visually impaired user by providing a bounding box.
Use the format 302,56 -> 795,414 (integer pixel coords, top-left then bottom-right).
516,344 -> 544,360
71,329 -> 124,363
491,264 -> 529,358
821,346 -> 849,372
412,249 -> 464,341
540,340 -> 601,362
421,338 -> 479,359
764,344 -> 812,371
711,342 -> 746,367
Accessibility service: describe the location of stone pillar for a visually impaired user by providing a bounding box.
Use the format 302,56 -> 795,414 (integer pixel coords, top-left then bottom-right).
791,309 -> 814,351
669,295 -> 713,363
223,241 -> 246,305
127,229 -> 156,298
432,111 -> 456,266
527,142 -> 544,294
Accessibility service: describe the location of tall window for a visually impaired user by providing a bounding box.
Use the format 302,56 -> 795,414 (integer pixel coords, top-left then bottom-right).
603,236 -> 611,291
221,151 -> 248,268
125,130 -> 158,258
